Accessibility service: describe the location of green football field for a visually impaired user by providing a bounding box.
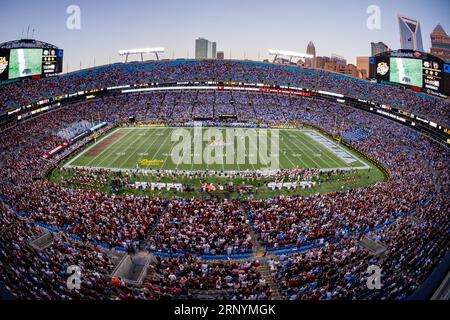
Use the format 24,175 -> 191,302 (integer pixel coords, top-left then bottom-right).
64,127 -> 371,172
389,57 -> 422,87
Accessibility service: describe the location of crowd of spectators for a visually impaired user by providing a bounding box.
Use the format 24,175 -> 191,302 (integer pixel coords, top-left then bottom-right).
272,197 -> 450,300
1,60 -> 449,125
0,61 -> 448,300
109,255 -> 269,300
0,202 -> 114,299
147,198 -> 252,256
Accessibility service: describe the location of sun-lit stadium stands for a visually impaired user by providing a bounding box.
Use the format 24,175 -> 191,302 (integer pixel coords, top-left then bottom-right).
0,59 -> 448,301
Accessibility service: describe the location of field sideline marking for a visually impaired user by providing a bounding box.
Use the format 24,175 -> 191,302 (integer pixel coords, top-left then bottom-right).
81,127 -> 137,166
303,131 -> 371,169
295,131 -> 348,168
64,126 -> 372,172
95,128 -> 157,169
64,164 -> 372,173
282,130 -> 324,168
64,127 -> 122,167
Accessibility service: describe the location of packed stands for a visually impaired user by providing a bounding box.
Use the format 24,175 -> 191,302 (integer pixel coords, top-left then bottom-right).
0,60 -> 448,300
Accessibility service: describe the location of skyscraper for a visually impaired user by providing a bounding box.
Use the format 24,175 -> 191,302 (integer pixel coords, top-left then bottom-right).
195,38 -> 217,59
371,42 -> 390,56
212,42 -> 217,60
305,41 -> 316,68
430,24 -> 450,63
398,15 -> 424,52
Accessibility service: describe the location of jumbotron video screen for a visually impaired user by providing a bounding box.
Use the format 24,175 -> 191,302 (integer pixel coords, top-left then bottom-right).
0,0 -> 448,319
8,48 -> 43,79
0,47 -> 63,81
389,57 -> 423,87
372,50 -> 450,97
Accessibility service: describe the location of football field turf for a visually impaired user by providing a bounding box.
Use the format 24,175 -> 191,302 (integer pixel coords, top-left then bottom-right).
64,127 -> 371,172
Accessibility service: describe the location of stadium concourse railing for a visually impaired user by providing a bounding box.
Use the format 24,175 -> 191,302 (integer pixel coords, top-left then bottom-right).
409,249 -> 450,300
0,80 -> 449,147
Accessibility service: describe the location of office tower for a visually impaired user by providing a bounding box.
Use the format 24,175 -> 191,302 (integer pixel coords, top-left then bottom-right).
305,41 -> 316,68
371,42 -> 390,56
430,23 -> 450,62
331,54 -> 346,67
398,15 -> 424,51
195,38 -> 217,59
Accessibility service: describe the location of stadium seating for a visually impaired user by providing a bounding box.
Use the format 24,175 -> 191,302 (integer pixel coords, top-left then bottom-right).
1,60 -> 449,125
342,128 -> 372,142
0,60 -> 448,300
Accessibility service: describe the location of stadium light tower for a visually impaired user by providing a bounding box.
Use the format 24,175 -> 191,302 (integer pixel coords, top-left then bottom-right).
118,47 -> 165,62
268,49 -> 313,64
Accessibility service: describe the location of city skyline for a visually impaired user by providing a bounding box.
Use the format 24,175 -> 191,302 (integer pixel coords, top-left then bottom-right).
1,0 -> 449,72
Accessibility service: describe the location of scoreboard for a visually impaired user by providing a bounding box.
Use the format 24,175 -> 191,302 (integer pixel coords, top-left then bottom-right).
42,48 -> 63,77
370,50 -> 450,98
0,47 -> 63,81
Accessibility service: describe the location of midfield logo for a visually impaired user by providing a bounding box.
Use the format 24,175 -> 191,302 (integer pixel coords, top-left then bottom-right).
170,124 -> 280,170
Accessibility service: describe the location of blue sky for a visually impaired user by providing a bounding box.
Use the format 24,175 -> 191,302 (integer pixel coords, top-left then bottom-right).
1,0 -> 448,72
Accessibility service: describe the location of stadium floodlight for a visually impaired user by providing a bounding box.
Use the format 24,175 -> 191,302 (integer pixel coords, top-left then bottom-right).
118,47 -> 165,62
268,49 -> 313,63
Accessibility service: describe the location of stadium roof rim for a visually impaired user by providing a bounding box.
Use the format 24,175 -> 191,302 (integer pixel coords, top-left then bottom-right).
374,49 -> 445,62
0,39 -> 59,49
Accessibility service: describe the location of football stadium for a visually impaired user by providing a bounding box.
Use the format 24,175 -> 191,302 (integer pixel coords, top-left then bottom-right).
0,0 -> 449,313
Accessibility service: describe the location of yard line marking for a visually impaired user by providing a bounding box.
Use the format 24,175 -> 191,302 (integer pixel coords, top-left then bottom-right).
235,129 -> 253,172
83,128 -> 136,167
89,128 -> 143,168
107,127 -> 160,169
64,127 -> 371,173
64,127 -> 124,167
277,130 -> 299,169
303,131 -> 370,169
298,131 -> 344,168
90,128 -> 140,168
152,127 -> 176,171
302,131 -> 352,167
161,128 -> 179,171
282,130 -> 323,168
